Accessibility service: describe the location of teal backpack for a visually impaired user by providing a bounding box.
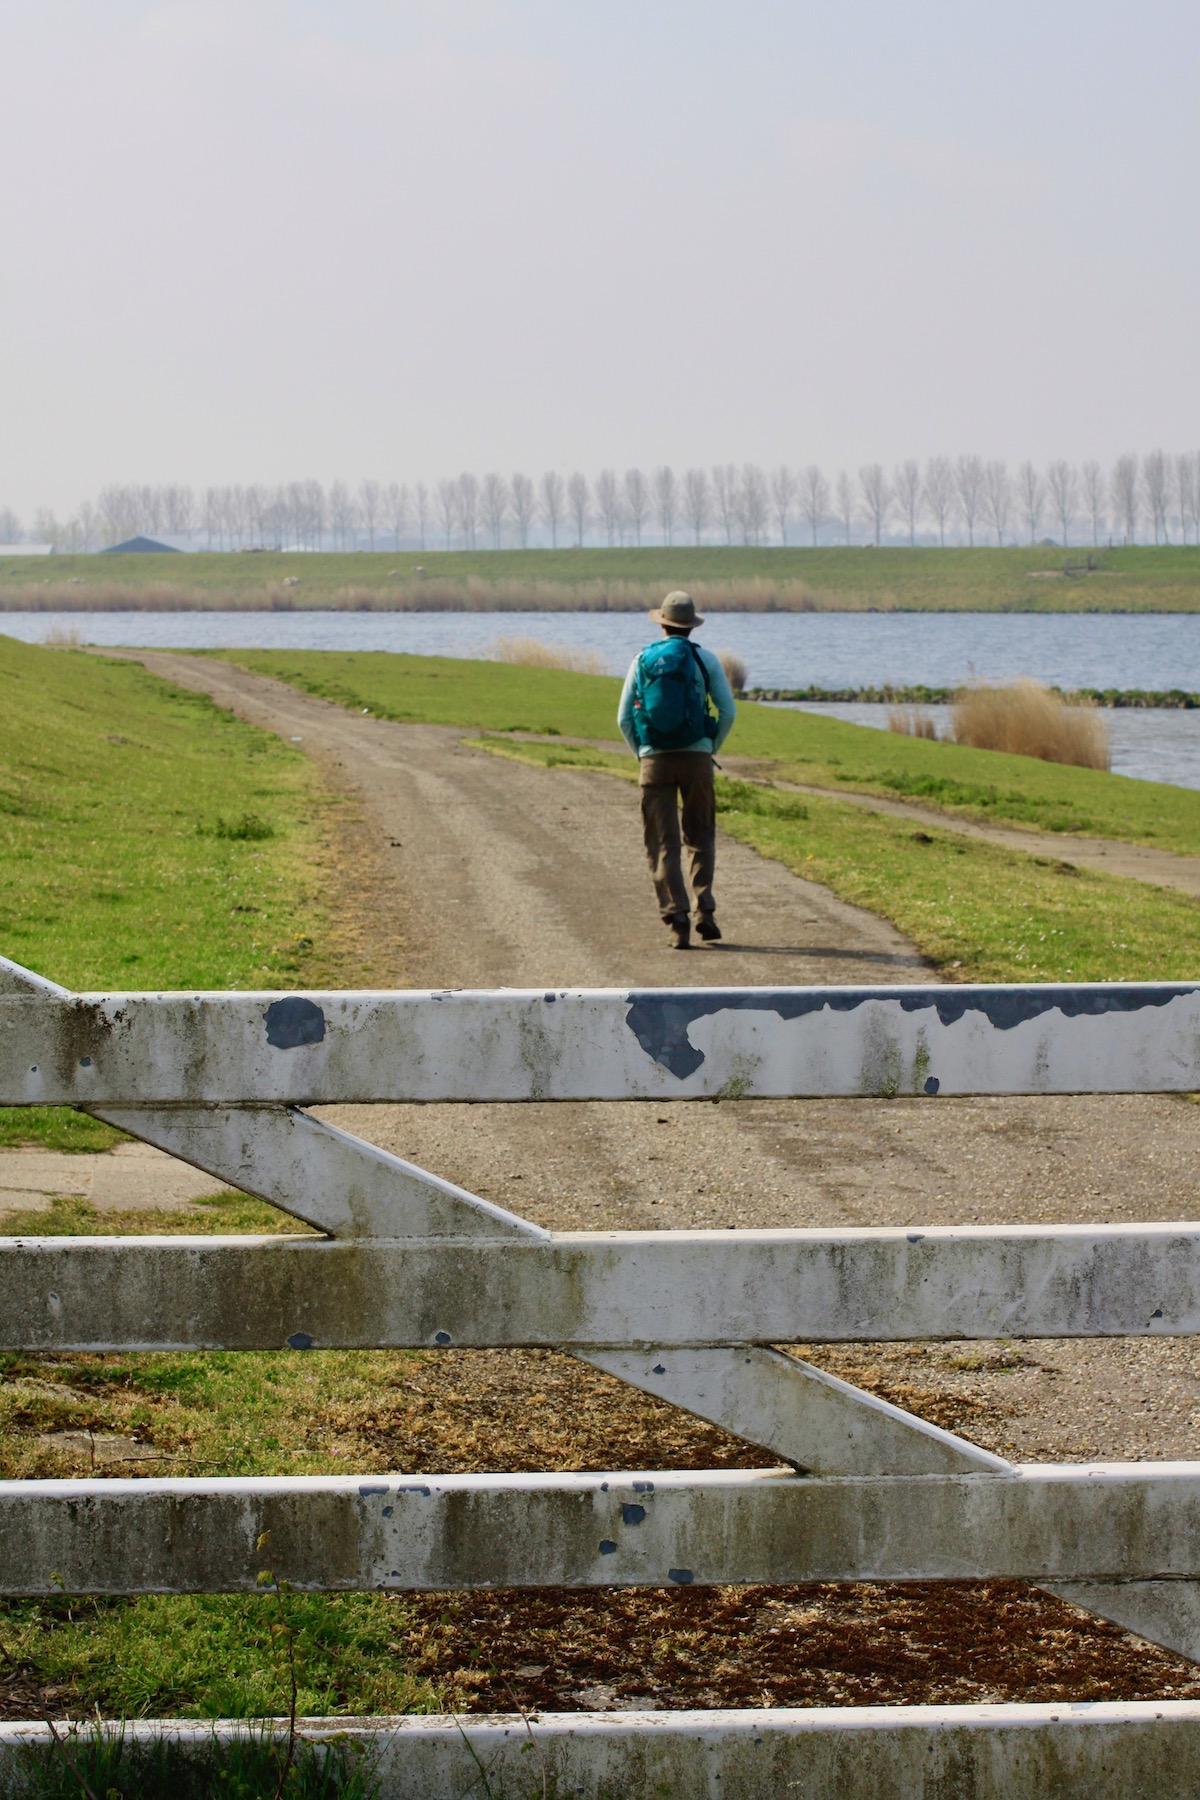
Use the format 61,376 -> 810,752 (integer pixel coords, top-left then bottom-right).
633,637 -> 716,752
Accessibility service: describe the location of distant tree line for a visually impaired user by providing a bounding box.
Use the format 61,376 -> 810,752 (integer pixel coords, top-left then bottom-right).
3,451 -> 1199,553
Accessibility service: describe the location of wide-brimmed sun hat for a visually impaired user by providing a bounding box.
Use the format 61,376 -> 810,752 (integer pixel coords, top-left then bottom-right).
649,590 -> 704,629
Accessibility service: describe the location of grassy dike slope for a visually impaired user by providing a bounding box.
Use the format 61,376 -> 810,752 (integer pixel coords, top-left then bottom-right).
0,635 -> 325,1148
5,543 -> 1200,611
226,648 -> 1200,854
0,635 -> 440,1720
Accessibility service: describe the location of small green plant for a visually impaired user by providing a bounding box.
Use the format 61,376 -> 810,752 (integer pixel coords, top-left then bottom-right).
213,812 -> 276,841
13,1724 -> 380,1798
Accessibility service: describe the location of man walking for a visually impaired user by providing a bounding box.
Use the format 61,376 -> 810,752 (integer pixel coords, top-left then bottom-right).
618,590 -> 736,949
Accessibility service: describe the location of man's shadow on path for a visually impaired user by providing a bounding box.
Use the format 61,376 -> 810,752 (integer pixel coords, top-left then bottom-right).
701,943 -> 927,970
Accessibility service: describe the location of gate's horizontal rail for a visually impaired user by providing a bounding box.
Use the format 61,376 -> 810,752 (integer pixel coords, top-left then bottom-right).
4,981 -> 1200,1103
8,1705 -> 1200,1800
4,1465 -> 1200,1595
2,1223 -> 1197,1349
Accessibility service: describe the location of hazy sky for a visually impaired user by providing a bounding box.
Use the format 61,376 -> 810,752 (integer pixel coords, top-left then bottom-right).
3,0 -> 1197,515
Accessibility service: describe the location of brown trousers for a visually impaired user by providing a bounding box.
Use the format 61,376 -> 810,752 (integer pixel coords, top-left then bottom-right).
639,751 -> 717,923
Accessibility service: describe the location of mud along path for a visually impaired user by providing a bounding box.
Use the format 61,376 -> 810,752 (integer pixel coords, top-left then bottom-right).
21,646 -> 1200,1716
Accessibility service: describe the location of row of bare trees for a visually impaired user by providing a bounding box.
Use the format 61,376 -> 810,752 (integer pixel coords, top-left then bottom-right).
5,452 -> 1200,552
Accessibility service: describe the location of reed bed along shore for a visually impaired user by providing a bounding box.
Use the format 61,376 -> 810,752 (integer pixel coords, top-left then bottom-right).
887,679 -> 1110,770
0,576 -> 829,613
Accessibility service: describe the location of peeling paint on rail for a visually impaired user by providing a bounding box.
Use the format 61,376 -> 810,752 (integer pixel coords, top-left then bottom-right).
4,979 -> 1200,1102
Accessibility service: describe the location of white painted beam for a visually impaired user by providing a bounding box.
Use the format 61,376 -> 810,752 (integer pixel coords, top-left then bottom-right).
1,1224 -> 1197,1350
5,977 -> 1200,1103
5,1465 -> 1200,1594
88,1105 -> 539,1241
7,1706 -> 1200,1800
588,1347 -> 1009,1476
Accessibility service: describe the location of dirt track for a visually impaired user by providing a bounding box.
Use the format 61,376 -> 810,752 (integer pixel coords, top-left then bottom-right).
112,650 -> 1200,1469
65,649 -> 1200,1712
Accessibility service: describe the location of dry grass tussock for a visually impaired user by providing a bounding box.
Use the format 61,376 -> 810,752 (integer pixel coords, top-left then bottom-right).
888,705 -> 938,740
41,623 -> 83,647
952,679 -> 1110,770
715,648 -> 748,692
493,635 -> 609,675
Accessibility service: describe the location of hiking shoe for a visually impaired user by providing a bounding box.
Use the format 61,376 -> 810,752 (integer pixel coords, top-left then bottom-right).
695,915 -> 722,941
666,916 -> 691,950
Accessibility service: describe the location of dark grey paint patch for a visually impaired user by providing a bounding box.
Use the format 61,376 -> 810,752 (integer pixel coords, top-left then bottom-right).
358,1485 -> 389,1497
621,1503 -> 646,1525
633,1480 -> 655,1493
264,996 -> 326,1050
668,1568 -> 694,1585
652,1364 -> 666,1375
625,985 -> 1198,1079
434,1331 -> 452,1346
286,1332 -> 313,1350
924,1076 -> 940,1095
79,1057 -> 92,1068
599,1540 -> 618,1555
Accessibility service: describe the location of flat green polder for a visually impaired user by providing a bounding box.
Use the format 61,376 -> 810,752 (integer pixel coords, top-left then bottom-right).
4,543 -> 1200,611
223,648 -> 1200,857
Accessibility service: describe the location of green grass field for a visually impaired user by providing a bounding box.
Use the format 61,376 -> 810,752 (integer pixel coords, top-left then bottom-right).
4,543 -> 1200,611
224,649 -> 1200,857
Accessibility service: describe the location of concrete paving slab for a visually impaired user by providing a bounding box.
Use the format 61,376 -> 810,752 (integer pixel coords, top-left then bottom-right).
0,1142 -> 232,1214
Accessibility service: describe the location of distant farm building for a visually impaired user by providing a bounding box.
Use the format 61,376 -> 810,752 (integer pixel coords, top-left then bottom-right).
101,536 -> 181,554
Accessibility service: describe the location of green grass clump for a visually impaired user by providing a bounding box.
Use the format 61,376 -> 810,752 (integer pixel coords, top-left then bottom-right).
477,740 -> 1200,985
14,1724 -> 380,1797
0,634 -> 327,1150
226,649 -> 1200,858
3,1588 -> 431,1725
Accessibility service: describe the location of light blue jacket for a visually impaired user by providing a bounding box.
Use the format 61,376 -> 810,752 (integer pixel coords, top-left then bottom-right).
618,638 -> 737,758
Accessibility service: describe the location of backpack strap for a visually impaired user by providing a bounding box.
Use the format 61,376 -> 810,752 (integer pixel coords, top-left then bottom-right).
686,641 -> 719,740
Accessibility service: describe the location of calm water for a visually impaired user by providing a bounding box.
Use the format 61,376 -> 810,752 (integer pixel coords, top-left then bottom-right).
7,607 -> 1200,790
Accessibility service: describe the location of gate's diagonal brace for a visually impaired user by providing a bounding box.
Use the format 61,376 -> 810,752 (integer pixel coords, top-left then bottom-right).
87,1105 -> 540,1242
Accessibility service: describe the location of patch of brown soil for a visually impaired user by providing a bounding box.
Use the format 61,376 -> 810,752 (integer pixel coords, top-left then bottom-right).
352,1350 -> 775,1474
401,1582 -> 1200,1713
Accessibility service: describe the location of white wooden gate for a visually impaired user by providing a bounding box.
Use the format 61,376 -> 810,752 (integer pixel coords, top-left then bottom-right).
5,948 -> 1200,1797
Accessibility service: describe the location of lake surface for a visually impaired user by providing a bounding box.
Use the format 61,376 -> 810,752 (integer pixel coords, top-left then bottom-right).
7,607 -> 1200,790
7,608 -> 1200,692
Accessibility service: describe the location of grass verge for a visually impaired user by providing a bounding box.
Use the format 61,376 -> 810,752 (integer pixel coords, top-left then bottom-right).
222,648 -> 1200,857
0,634 -> 334,1151
476,739 -> 1200,984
